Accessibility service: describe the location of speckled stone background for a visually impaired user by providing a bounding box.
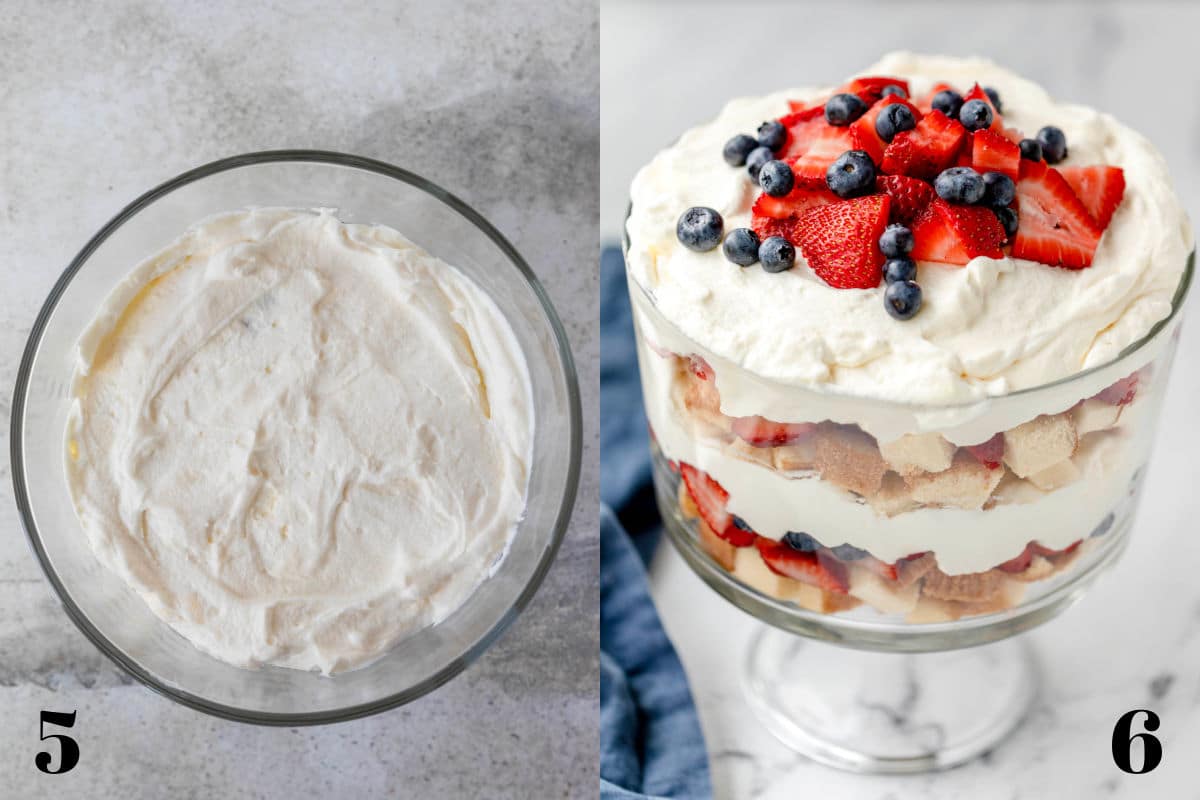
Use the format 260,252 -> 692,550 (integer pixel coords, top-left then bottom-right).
0,1 -> 598,797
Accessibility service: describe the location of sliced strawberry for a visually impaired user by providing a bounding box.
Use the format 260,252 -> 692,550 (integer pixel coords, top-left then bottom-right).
679,463 -> 757,547
778,105 -> 828,160
750,181 -> 840,242
1096,373 -> 1139,406
1000,126 -> 1024,145
853,96 -> 922,164
1011,159 -> 1103,269
1058,165 -> 1126,230
964,433 -> 1005,470
788,125 -> 871,183
962,83 -> 1004,132
840,75 -> 910,104
795,194 -> 891,289
686,355 -> 713,381
731,416 -> 818,447
880,110 -> 967,180
757,538 -> 850,593
997,543 -> 1035,573
913,82 -> 955,115
910,198 -> 1006,265
876,174 -> 936,225
971,128 -> 1021,181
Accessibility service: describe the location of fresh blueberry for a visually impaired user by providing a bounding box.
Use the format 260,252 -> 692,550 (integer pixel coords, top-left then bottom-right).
758,159 -> 795,197
981,172 -> 1015,208
1019,138 -> 1043,162
824,93 -> 868,126
934,166 -> 985,205
757,120 -> 787,153
722,228 -> 760,266
994,206 -> 1019,240
746,146 -> 773,180
784,531 -> 820,552
874,103 -> 916,143
984,86 -> 1003,112
1037,126 -> 1068,164
676,206 -> 724,252
879,223 -> 914,258
931,89 -> 964,119
826,149 -> 876,198
831,544 -> 869,561
723,134 -> 759,167
732,516 -> 752,532
883,257 -> 917,284
884,280 -> 922,320
759,236 -> 795,273
959,99 -> 994,132
881,85 -> 907,99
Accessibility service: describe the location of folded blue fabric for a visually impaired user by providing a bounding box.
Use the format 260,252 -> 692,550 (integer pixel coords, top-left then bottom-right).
600,245 -> 711,799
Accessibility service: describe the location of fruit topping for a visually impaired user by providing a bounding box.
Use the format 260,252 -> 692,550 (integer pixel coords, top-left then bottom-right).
934,166 -> 986,204
676,207 -> 724,252
758,159 -> 795,197
757,120 -> 788,153
756,538 -> 851,593
883,257 -> 917,284
854,97 -> 921,162
750,182 -> 839,243
722,227 -> 761,266
1010,159 -> 1102,268
980,171 -> 1016,208
790,125 -> 871,183
826,149 -> 877,198
994,206 -> 1019,241
759,235 -> 796,273
841,76 -> 911,103
731,415 -> 817,446
881,85 -> 906,99
958,98 -> 994,132
965,433 -> 1005,469
1036,125 -> 1068,164
972,129 -> 1021,181
795,194 -> 891,288
1018,138 -> 1043,161
1058,165 -> 1126,230
874,101 -> 918,144
984,86 -> 1003,112
723,134 -> 759,167
930,88 -> 964,119
884,279 -> 922,320
680,464 -> 758,547
879,223 -> 914,258
876,174 -> 936,225
909,198 -> 1005,265
880,110 -> 967,180
825,93 -> 869,126
746,146 -> 774,180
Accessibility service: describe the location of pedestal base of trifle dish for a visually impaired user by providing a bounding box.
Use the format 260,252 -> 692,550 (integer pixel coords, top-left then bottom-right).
743,628 -> 1037,773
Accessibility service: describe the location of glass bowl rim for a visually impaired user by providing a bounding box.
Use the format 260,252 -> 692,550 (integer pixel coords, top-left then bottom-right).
9,149 -> 583,725
622,201 -> 1195,408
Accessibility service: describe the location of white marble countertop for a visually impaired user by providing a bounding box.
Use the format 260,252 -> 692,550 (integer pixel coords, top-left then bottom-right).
603,1 -> 1200,796
1,2 -> 597,797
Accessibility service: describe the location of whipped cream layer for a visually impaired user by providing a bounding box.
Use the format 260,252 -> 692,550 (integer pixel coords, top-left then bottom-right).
627,52 -> 1192,409
67,208 -> 533,674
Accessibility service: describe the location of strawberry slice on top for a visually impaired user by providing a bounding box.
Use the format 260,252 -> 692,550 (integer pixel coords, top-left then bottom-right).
876,174 -> 936,225
840,75 -> 911,104
756,538 -> 851,593
777,104 -> 828,160
909,198 -> 1006,265
795,194 -> 891,289
971,128 -> 1021,181
731,416 -> 818,447
913,82 -> 954,115
750,180 -> 839,243
1010,159 -> 1104,268
962,83 -> 1004,132
853,96 -> 923,164
679,463 -> 756,547
880,110 -> 967,180
1057,165 -> 1126,230
789,125 -> 874,183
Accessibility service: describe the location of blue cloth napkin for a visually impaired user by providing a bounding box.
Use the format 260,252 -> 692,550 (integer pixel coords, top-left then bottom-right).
599,245 -> 712,799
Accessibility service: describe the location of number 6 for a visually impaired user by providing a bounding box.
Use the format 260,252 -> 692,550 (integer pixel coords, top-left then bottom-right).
35,710 -> 79,775
1112,709 -> 1162,774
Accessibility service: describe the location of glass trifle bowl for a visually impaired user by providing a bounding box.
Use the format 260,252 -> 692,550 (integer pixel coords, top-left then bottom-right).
624,228 -> 1192,771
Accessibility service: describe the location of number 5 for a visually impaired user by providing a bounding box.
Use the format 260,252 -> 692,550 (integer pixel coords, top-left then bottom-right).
35,710 -> 79,774
1112,709 -> 1162,774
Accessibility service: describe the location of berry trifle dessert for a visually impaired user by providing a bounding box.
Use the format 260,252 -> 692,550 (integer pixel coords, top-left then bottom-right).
625,53 -> 1192,623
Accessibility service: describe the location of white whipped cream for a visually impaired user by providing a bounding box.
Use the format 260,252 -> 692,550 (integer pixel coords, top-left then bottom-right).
66,208 -> 533,674
626,52 -> 1192,410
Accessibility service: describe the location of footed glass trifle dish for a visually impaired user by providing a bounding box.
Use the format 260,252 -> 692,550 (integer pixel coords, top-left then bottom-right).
624,52 -> 1194,772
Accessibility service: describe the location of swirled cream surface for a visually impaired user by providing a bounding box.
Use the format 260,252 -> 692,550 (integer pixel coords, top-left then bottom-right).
627,52 -> 1192,408
66,208 -> 533,674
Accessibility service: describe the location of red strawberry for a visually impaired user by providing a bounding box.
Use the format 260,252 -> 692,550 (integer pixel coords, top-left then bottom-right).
913,82 -> 955,115
1011,159 -> 1103,268
778,105 -> 828,160
756,538 -> 850,593
880,110 -> 967,180
971,128 -> 1021,181
840,75 -> 911,104
731,415 -> 818,447
910,198 -> 1006,265
853,97 -> 922,164
998,543 -> 1035,573
1096,373 -> 1139,406
1000,126 -> 1024,145
788,125 -> 871,183
876,174 -> 936,225
750,181 -> 839,242
962,83 -> 1004,132
1058,165 -> 1126,230
679,463 -> 757,547
964,433 -> 1005,470
795,195 -> 891,289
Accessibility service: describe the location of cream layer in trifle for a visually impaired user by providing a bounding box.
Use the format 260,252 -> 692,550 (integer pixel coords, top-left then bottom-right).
625,52 -> 1192,621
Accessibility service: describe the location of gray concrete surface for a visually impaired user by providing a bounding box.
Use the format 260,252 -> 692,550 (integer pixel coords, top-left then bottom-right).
0,1 -> 598,797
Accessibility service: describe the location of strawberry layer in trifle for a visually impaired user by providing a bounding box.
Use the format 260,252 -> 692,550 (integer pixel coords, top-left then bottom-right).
625,53 -> 1193,623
